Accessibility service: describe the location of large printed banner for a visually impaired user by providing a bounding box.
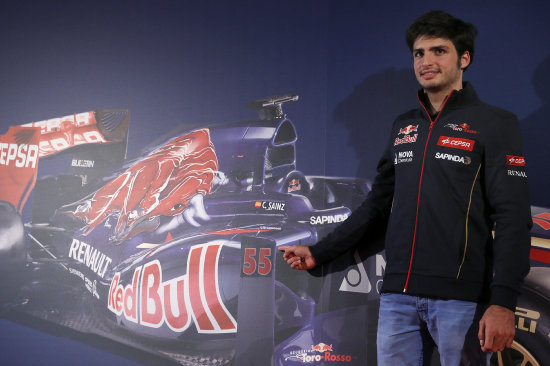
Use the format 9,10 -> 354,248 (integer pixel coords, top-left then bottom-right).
0,126 -> 40,211
0,98 -> 549,366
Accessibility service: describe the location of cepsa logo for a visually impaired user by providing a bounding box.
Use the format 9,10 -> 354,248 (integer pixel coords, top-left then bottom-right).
107,243 -> 237,333
506,155 -> 526,166
285,343 -> 353,363
437,136 -> 475,151
22,112 -> 109,157
0,143 -> 39,168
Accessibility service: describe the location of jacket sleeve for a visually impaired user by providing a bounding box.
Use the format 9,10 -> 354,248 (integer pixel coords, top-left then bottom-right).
483,111 -> 532,311
309,138 -> 395,265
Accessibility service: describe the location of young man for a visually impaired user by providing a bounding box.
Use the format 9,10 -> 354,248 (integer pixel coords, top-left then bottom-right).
279,10 -> 531,365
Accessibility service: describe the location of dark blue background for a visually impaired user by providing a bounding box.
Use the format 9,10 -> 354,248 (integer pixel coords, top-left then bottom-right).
1,1 -> 548,365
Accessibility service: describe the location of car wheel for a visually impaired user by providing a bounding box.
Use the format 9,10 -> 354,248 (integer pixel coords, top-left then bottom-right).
489,266 -> 550,366
491,340 -> 540,366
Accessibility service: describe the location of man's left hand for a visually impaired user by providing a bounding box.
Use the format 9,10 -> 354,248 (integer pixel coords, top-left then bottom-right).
478,304 -> 515,352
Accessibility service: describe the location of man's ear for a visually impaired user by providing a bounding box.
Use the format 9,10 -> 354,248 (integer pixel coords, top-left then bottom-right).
460,51 -> 471,70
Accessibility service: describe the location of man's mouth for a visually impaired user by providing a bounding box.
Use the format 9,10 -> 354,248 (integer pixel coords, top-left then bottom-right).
420,70 -> 439,79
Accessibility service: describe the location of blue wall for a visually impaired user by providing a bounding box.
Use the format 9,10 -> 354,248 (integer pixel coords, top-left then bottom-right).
1,1 -> 548,364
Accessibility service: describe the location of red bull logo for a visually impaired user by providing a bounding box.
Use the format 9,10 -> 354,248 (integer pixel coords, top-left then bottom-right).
107,243 -> 237,333
312,343 -> 333,352
398,124 -> 418,135
394,134 -> 418,146
287,178 -> 302,193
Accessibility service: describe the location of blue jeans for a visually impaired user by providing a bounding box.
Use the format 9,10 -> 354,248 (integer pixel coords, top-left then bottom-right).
377,293 -> 491,366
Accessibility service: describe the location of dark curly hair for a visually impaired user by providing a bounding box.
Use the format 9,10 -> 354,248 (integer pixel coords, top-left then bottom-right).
406,11 -> 478,71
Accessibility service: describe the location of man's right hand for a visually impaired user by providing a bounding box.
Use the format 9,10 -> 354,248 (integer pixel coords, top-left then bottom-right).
279,245 -> 317,270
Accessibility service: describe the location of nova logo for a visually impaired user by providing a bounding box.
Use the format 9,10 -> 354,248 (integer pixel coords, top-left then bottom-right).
107,243 -> 237,333
395,150 -> 413,164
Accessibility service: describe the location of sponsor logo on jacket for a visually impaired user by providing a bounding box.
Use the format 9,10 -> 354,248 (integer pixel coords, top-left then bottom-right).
437,136 -> 475,151
394,125 -> 419,146
435,152 -> 471,165
507,170 -> 527,178
398,124 -> 418,135
444,123 -> 479,134
506,155 -> 526,166
394,150 -> 413,164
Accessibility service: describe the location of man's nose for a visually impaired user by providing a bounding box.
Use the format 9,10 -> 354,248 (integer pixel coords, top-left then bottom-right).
422,53 -> 435,66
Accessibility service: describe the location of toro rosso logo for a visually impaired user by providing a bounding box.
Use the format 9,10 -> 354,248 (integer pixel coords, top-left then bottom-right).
444,123 -> 479,134
437,136 -> 475,151
108,243 -> 237,334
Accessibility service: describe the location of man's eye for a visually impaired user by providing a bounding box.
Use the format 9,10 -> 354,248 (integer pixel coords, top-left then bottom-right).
414,51 -> 423,57
435,48 -> 446,54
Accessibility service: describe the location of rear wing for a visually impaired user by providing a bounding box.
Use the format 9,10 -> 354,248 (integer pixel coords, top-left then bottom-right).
0,110 -> 129,212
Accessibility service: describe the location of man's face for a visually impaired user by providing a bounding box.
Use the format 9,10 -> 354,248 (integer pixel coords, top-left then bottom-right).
412,36 -> 470,94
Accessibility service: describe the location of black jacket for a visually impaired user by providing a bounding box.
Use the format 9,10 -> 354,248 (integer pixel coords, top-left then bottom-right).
310,83 -> 532,310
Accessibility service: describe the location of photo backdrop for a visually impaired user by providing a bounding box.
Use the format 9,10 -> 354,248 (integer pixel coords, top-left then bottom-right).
1,1 -> 549,365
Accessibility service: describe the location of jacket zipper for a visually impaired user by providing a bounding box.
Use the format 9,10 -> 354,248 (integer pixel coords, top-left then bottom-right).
403,91 -> 453,293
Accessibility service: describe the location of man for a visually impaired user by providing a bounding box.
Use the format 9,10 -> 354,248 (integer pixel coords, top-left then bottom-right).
279,10 -> 531,365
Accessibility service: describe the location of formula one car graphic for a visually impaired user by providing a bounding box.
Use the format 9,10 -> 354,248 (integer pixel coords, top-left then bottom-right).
0,95 -> 550,366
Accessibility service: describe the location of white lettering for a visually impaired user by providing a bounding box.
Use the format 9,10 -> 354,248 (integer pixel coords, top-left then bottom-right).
435,152 -> 471,165
67,238 -> 112,278
261,201 -> 286,211
507,170 -> 527,178
310,213 -> 349,225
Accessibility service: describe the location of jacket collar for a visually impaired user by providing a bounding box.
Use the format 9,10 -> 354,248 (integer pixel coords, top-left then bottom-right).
417,82 -> 480,114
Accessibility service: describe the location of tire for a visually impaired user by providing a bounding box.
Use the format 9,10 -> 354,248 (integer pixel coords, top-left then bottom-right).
489,266 -> 550,366
0,201 -> 27,306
